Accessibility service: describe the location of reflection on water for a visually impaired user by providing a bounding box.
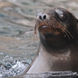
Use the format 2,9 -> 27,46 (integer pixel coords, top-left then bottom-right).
0,0 -> 78,77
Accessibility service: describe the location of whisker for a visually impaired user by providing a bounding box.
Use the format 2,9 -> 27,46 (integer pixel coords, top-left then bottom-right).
34,22 -> 39,34
65,29 -> 74,39
61,24 -> 74,39
34,24 -> 37,34
63,30 -> 71,39
61,25 -> 73,39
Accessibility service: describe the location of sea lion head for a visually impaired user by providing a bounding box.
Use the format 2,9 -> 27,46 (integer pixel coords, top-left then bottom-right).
35,8 -> 78,52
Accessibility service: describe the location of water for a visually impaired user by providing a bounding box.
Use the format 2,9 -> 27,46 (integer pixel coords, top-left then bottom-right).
0,0 -> 78,77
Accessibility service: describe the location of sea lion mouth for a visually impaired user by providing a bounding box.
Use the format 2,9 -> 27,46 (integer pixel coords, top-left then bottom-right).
39,25 -> 48,30
38,25 -> 63,36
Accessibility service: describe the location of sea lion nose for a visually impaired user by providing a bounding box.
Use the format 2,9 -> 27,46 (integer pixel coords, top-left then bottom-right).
39,14 -> 46,20
37,13 -> 46,20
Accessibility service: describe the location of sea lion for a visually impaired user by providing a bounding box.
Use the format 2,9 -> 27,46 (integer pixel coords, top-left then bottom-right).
27,8 -> 78,73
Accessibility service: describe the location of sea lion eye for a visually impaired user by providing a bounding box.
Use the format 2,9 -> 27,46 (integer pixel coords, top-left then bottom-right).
55,9 -> 67,22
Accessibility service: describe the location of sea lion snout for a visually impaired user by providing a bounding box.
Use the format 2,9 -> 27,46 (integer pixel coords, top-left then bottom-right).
36,9 -> 68,35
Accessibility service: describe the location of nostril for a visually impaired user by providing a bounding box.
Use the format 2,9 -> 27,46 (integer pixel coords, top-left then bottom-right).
39,15 -> 46,20
43,15 -> 46,20
37,13 -> 48,20
39,15 -> 42,20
